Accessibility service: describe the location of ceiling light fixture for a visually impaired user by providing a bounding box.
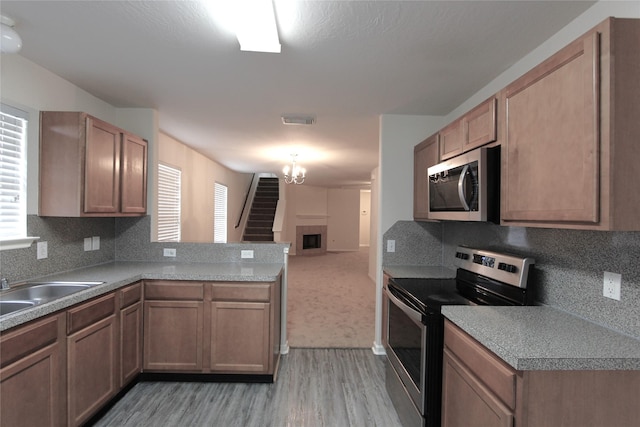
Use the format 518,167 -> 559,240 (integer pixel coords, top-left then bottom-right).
283,154 -> 306,185
0,15 -> 22,54
236,0 -> 281,53
203,0 -> 281,53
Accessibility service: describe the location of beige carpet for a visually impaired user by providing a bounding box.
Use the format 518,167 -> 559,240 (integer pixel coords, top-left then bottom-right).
286,247 -> 376,348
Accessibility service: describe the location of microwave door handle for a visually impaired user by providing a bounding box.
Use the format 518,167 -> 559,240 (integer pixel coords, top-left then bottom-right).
457,164 -> 471,211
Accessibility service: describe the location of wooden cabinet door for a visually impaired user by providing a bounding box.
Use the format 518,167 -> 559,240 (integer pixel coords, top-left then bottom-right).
439,119 -> 464,160
463,97 -> 497,152
120,133 -> 147,214
413,133 -> 439,220
503,32 -> 600,224
120,301 -> 142,387
0,344 -> 63,427
84,117 -> 121,214
210,301 -> 271,373
67,315 -> 118,427
0,315 -> 65,427
143,300 -> 204,371
442,349 -> 513,427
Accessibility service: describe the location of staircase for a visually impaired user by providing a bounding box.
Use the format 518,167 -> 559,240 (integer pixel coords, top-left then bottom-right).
242,177 -> 279,242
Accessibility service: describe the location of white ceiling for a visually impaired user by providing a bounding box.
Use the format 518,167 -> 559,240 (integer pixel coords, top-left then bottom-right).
1,1 -> 596,188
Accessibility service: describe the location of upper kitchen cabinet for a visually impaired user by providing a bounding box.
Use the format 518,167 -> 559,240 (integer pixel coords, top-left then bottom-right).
414,133 -> 439,220
439,119 -> 464,160
39,112 -> 148,217
502,18 -> 640,230
440,97 -> 498,161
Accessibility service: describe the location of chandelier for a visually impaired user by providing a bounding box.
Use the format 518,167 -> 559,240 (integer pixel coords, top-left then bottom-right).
283,154 -> 306,185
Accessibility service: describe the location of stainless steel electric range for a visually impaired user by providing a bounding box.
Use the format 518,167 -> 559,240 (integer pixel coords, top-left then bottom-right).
384,246 -> 535,427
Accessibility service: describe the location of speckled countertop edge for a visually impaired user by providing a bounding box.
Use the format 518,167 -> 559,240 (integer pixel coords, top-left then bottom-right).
0,261 -> 283,332
442,305 -> 640,371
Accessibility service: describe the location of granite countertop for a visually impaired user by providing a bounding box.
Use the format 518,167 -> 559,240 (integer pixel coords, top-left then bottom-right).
0,261 -> 284,332
383,265 -> 456,279
443,305 -> 640,371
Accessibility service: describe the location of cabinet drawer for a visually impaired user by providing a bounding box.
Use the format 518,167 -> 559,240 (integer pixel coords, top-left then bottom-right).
120,282 -> 142,308
0,314 -> 60,368
67,293 -> 116,335
444,320 -> 516,409
210,283 -> 272,302
145,281 -> 203,300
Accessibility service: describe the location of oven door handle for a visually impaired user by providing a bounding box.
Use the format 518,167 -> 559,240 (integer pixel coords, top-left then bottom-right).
386,288 -> 422,324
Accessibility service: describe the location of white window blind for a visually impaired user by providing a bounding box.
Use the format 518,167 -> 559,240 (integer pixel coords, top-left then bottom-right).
157,163 -> 181,242
214,182 -> 227,243
0,104 -> 28,241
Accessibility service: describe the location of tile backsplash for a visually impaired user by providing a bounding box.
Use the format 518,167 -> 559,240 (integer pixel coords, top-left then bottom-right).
384,220 -> 640,339
1,215 -> 116,283
0,215 -> 289,286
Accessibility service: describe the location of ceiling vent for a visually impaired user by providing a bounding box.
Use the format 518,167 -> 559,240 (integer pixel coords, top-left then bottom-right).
281,115 -> 316,125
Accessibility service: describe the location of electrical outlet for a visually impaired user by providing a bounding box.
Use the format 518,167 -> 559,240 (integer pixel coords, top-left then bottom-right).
37,241 -> 48,259
387,240 -> 395,253
163,248 -> 176,257
92,236 -> 100,250
84,237 -> 92,251
603,271 -> 621,301
241,250 -> 254,259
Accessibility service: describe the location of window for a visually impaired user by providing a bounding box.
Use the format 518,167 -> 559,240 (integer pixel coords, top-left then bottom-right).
157,163 -> 181,242
0,104 -> 28,242
214,182 -> 227,243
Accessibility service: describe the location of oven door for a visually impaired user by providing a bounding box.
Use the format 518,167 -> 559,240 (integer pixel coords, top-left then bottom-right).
385,286 -> 426,415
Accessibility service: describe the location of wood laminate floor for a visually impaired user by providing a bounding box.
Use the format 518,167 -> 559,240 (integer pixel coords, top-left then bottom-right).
94,349 -> 403,427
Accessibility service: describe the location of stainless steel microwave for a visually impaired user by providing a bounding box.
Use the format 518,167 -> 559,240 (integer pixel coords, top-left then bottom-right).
427,146 -> 500,222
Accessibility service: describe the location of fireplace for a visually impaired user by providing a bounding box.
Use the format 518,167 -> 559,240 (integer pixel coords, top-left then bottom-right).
296,225 -> 327,256
303,234 -> 321,249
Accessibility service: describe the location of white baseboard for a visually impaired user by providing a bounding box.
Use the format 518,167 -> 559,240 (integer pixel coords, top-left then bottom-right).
371,342 -> 386,355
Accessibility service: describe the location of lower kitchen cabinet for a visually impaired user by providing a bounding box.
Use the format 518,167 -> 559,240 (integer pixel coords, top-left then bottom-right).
442,320 -> 640,427
119,282 -> 143,387
0,314 -> 66,427
210,301 -> 271,373
143,281 -> 204,372
142,278 -> 282,376
442,347 -> 513,427
143,300 -> 204,371
66,294 -> 118,427
210,279 -> 282,375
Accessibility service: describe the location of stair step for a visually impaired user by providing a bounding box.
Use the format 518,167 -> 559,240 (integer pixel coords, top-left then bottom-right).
242,177 -> 279,243
247,220 -> 273,227
245,228 -> 272,235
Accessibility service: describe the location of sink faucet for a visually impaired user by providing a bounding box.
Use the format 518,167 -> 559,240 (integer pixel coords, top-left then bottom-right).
1,278 -> 9,290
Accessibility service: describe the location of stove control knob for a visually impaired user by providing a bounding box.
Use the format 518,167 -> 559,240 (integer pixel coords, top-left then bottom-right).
455,251 -> 469,260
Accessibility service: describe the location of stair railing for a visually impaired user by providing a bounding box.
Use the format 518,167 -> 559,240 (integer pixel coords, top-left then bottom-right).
235,173 -> 256,229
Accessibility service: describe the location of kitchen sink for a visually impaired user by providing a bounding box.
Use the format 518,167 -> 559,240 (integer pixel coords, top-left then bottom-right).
0,281 -> 104,314
0,300 -> 37,316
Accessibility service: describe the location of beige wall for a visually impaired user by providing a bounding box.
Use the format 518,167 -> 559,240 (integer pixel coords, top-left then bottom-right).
284,184 -> 366,254
157,132 -> 253,243
359,190 -> 371,247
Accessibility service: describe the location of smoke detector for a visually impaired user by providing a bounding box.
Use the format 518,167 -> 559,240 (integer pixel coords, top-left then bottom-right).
281,115 -> 316,125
